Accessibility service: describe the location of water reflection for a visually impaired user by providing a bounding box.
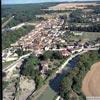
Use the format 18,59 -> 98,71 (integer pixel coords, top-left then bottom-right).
49,55 -> 80,93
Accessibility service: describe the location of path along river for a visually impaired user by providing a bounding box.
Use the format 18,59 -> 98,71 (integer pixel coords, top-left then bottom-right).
36,54 -> 81,100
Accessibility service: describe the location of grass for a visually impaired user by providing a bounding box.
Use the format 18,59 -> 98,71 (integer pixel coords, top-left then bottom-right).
32,58 -> 67,100
69,31 -> 100,42
37,86 -> 57,100
2,60 -> 16,68
81,32 -> 100,41
3,81 -> 10,90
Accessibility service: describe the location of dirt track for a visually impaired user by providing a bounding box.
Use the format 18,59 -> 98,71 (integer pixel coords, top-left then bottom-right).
82,62 -> 100,96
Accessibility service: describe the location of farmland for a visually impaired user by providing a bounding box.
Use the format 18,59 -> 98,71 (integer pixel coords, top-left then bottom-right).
82,62 -> 100,96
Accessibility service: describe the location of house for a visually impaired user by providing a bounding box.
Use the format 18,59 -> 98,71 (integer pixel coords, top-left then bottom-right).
71,48 -> 83,54
73,32 -> 83,36
40,61 -> 49,75
61,49 -> 71,57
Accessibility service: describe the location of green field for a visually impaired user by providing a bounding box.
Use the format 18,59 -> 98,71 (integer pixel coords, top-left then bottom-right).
71,31 -> 100,41
2,60 -> 16,68
37,86 -> 57,100
81,32 -> 100,41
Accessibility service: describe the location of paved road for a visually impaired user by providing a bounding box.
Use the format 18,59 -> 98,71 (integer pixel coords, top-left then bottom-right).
30,47 -> 99,100
11,22 -> 36,30
29,50 -> 86,100
2,22 -> 36,32
3,53 -> 32,72
2,47 -> 99,100
2,16 -> 14,28
55,47 -> 99,100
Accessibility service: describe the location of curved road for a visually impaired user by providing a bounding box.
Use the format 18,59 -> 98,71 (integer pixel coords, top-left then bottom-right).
30,51 -> 83,100
29,47 -> 99,100
3,53 -> 32,73
2,22 -> 36,32
2,16 -> 14,28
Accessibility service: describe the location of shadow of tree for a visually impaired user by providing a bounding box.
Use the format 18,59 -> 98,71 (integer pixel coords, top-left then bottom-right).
49,55 -> 80,94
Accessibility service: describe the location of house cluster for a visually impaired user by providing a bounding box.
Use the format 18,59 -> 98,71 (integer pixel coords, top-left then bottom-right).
11,17 -> 67,55
60,45 -> 83,57
36,42 -> 87,78
38,61 -> 49,78
2,48 -> 18,62
82,13 -> 100,23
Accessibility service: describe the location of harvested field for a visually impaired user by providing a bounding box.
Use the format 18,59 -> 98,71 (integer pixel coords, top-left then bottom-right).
82,62 -> 100,96
48,3 -> 99,10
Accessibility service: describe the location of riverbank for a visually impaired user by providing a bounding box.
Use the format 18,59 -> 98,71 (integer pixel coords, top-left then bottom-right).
59,50 -> 100,100
82,62 -> 100,96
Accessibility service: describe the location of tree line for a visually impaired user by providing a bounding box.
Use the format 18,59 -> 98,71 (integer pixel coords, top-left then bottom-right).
2,26 -> 34,49
59,50 -> 100,100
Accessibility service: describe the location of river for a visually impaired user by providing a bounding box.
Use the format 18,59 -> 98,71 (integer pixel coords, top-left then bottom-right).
37,55 -> 80,100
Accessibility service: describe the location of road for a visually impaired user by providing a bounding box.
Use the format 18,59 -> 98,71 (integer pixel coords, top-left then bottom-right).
29,47 -> 99,100
55,47 -> 100,100
2,47 -> 99,100
3,53 -> 32,73
2,16 -> 14,28
29,50 -> 85,100
2,22 -> 36,32
10,22 -> 36,30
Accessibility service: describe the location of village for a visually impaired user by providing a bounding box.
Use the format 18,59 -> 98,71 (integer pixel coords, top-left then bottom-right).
2,11 -> 100,100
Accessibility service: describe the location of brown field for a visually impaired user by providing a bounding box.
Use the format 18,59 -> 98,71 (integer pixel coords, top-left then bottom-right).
49,3 -> 99,10
82,62 -> 100,96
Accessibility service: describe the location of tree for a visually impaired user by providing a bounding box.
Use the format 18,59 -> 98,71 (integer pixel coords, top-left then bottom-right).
63,92 -> 70,100
3,81 -> 9,90
15,48 -> 23,56
44,51 -> 53,59
98,48 -> 100,54
78,92 -> 86,100
47,70 -> 52,77
69,67 -> 80,78
2,72 -> 6,77
38,54 -> 46,61
21,55 -> 39,79
35,73 -> 44,89
59,77 -> 72,96
52,51 -> 63,59
59,50 -> 100,100
2,26 -> 33,49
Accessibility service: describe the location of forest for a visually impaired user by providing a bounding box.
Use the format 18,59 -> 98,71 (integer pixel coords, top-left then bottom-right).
59,50 -> 100,100
2,26 -> 34,49
2,3 -> 59,27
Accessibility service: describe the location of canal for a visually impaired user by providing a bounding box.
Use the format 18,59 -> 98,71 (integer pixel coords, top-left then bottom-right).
37,55 -> 80,100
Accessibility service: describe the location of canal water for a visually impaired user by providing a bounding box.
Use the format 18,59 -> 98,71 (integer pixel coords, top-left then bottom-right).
37,55 -> 80,100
